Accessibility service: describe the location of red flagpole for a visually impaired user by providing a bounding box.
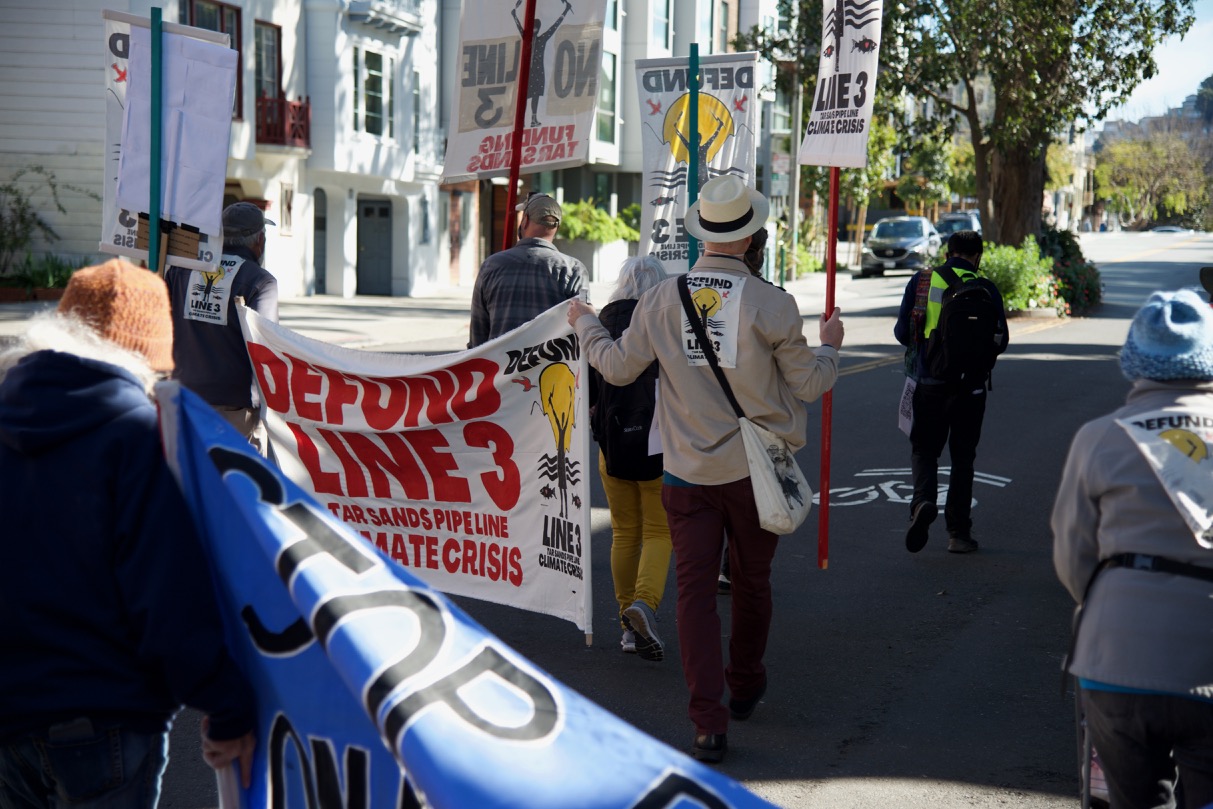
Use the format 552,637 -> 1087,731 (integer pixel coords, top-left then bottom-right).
818,165 -> 839,569
502,0 -> 538,252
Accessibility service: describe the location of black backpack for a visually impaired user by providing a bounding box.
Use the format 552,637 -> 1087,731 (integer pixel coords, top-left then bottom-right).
590,299 -> 662,481
924,265 -> 1002,388
594,373 -> 662,480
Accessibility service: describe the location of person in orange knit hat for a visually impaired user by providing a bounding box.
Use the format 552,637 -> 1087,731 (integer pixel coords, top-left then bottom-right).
0,259 -> 256,807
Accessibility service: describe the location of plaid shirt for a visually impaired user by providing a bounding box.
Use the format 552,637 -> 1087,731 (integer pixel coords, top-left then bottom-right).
468,238 -> 586,347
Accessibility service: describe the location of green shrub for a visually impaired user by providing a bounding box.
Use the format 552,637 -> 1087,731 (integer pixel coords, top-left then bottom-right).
23,253 -> 81,288
1036,226 -> 1102,315
981,237 -> 1062,313
793,240 -> 823,277
619,203 -> 641,236
557,199 -> 640,243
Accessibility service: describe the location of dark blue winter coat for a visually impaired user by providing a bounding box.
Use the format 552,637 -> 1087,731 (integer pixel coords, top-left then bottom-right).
0,350 -> 255,742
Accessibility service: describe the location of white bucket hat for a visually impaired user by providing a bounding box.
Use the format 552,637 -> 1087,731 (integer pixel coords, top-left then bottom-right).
684,175 -> 770,242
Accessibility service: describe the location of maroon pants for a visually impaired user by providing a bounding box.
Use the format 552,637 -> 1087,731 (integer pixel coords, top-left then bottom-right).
662,478 -> 780,735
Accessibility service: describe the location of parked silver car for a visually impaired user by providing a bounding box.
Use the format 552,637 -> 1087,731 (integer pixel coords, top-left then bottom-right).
860,216 -> 942,277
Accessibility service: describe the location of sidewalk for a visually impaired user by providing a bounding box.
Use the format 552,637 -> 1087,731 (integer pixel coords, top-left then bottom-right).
0,273 -> 853,353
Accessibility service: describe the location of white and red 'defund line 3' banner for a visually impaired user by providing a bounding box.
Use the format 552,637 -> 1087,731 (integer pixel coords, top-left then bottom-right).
440,0 -> 607,183
239,304 -> 592,632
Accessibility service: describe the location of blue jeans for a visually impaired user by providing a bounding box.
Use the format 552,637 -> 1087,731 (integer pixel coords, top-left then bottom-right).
0,721 -> 167,809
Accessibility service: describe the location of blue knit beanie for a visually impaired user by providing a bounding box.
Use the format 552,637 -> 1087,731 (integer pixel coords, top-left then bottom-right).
1120,289 -> 1213,382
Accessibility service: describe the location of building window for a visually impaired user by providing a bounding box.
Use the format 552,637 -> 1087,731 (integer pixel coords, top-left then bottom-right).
699,0 -> 712,48
412,71 -> 421,154
354,47 -> 394,138
718,1 -> 730,52
605,0 -> 618,30
594,173 -> 610,209
183,0 -> 241,117
254,22 -> 280,101
652,0 -> 670,48
596,52 -> 616,144
773,87 -> 791,133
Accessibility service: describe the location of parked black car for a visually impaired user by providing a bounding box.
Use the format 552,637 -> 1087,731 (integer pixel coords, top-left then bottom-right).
859,216 -> 942,277
935,211 -> 982,248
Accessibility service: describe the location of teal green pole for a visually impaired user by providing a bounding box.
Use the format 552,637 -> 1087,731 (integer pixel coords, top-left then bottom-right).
779,244 -> 786,286
148,7 -> 163,274
686,43 -> 700,266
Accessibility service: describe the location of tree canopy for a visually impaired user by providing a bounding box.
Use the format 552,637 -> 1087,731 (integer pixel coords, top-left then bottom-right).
1095,134 -> 1209,228
738,0 -> 1196,245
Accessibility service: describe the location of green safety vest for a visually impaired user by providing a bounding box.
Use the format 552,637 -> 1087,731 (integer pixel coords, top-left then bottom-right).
923,266 -> 978,338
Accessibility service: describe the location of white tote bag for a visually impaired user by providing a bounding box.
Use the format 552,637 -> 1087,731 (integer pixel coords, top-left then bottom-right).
678,275 -> 813,535
738,416 -> 812,535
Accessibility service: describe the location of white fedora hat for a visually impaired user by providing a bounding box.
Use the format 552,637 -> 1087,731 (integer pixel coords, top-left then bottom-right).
684,175 -> 770,242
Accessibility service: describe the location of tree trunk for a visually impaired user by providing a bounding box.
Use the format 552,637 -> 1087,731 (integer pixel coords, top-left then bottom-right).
972,139 -> 994,242
853,200 -> 868,266
990,143 -> 1046,246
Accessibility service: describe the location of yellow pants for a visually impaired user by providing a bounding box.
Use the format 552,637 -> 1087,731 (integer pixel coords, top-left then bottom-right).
598,451 -> 672,629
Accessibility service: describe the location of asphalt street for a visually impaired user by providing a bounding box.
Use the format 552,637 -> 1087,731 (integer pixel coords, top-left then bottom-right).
5,231 -> 1210,807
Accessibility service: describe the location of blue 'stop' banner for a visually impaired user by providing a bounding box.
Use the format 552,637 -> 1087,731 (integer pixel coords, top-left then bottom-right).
156,381 -> 781,809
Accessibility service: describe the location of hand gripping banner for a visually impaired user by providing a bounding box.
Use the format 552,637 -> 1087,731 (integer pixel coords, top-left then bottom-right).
239,304 -> 593,632
157,381 -> 783,809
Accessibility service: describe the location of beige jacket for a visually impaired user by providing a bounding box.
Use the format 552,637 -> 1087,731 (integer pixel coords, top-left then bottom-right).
574,256 -> 839,485
1052,379 -> 1213,697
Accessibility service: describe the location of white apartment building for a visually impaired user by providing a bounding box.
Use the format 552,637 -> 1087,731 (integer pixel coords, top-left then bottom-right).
1,0 -> 468,299
3,0 -> 787,296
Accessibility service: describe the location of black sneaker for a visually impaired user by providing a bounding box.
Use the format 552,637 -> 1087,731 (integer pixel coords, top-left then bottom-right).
728,679 -> 767,721
623,601 -> 664,662
905,502 -> 937,553
692,732 -> 727,763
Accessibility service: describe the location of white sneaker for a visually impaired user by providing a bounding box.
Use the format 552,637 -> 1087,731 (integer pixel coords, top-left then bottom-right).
621,629 -> 637,654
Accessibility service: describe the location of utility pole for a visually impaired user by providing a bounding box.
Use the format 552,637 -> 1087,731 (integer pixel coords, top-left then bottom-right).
786,10 -> 803,278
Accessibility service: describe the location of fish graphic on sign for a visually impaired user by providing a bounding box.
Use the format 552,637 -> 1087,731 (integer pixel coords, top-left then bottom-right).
823,0 -> 880,72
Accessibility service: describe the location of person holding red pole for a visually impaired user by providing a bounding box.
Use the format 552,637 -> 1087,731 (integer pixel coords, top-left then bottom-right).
469,193 -> 586,348
568,176 -> 843,764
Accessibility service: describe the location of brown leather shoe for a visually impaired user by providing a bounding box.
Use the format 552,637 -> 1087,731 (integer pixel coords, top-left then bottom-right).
728,679 -> 767,721
692,732 -> 727,763
947,534 -> 979,553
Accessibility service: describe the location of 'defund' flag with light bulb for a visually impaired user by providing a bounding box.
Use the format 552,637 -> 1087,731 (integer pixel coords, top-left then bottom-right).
156,380 -> 783,809
236,303 -> 593,632
635,52 -> 759,275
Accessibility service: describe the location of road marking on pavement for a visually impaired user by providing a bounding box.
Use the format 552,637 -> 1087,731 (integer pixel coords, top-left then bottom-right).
1096,234 -> 1205,264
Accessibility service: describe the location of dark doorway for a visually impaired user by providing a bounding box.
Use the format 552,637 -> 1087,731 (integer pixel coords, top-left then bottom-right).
357,197 -> 392,295
313,188 -> 326,295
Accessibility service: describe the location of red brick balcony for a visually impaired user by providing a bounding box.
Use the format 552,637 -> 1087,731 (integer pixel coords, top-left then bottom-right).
256,94 -> 311,149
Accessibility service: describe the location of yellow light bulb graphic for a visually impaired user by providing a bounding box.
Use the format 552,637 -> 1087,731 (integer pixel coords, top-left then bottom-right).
539,363 -> 576,453
691,288 -> 722,321
1160,428 -> 1208,462
663,93 -> 733,165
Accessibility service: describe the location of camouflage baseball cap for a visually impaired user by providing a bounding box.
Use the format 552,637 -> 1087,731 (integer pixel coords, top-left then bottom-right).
516,193 -> 562,226
223,201 -> 276,239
